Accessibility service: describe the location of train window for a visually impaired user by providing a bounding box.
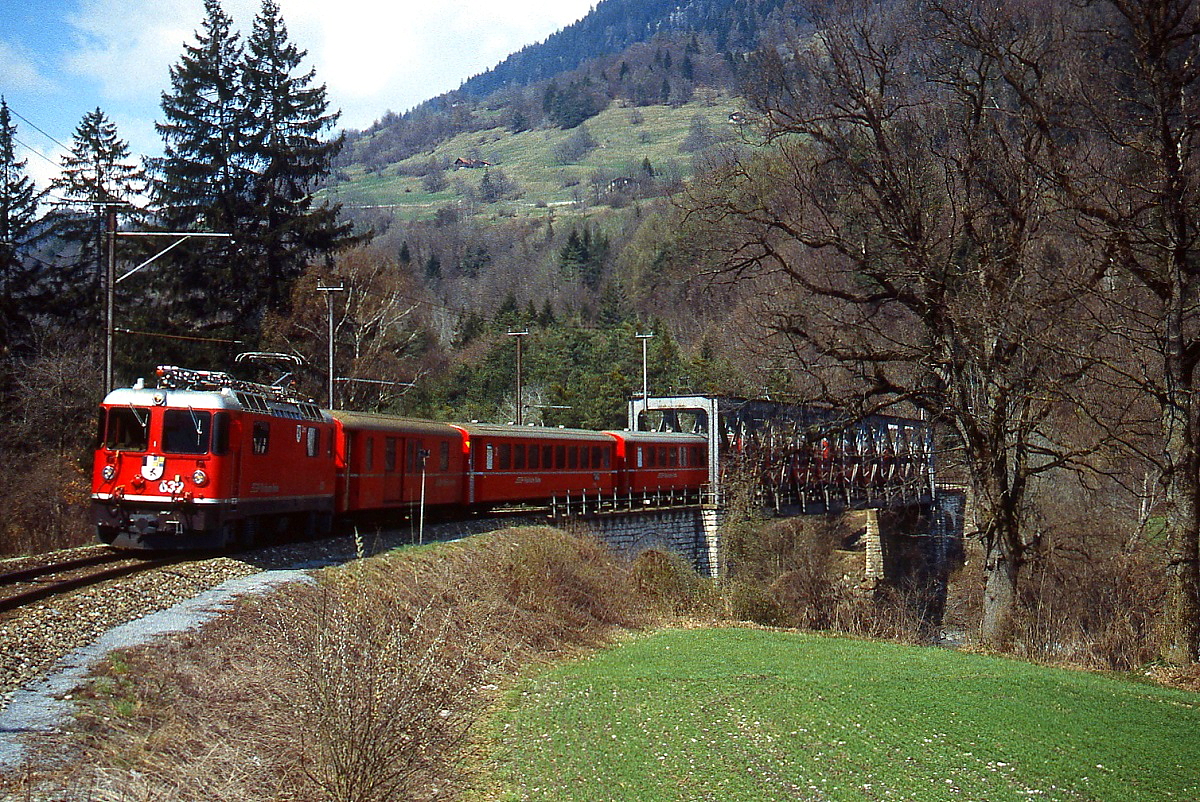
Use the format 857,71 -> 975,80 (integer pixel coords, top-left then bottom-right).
669,447 -> 679,467
164,409 -> 212,454
306,427 -> 319,457
498,444 -> 511,470
440,441 -> 450,471
529,444 -> 540,469
486,444 -> 494,470
407,440 -> 416,473
544,445 -> 554,468
636,446 -> 643,468
514,444 -> 526,470
103,407 -> 150,451
365,437 -> 375,471
555,445 -> 565,469
580,447 -> 590,469
568,446 -> 578,469
252,422 -> 270,455
593,447 -> 604,469
647,446 -> 657,467
604,447 -> 612,469
385,438 -> 397,472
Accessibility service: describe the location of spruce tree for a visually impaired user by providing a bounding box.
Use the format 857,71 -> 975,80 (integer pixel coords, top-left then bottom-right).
147,0 -> 250,356
46,107 -> 145,326
151,0 -> 248,231
0,97 -> 43,350
148,0 -> 350,354
241,0 -> 351,314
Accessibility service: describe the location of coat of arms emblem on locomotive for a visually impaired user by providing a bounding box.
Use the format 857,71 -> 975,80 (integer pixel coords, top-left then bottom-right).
142,455 -> 165,481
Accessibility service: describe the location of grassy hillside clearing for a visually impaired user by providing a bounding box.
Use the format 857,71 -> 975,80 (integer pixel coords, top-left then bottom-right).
322,97 -> 741,218
483,627 -> 1200,801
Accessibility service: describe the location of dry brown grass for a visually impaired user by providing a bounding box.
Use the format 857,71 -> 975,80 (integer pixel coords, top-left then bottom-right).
6,527 -> 656,801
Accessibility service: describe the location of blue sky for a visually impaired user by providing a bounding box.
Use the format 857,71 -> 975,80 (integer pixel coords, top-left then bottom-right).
1,0 -> 595,190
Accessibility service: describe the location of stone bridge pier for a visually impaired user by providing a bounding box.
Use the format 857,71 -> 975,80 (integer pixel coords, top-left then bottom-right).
556,506 -> 726,578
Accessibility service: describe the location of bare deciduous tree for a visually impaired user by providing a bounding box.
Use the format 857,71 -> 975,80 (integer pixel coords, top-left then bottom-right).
684,0 -> 1097,648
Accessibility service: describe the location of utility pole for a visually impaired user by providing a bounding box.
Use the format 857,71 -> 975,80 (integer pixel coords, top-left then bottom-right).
102,216 -> 230,395
418,448 -> 430,545
104,207 -> 117,395
508,329 -> 529,425
636,331 -> 654,424
317,282 -> 345,409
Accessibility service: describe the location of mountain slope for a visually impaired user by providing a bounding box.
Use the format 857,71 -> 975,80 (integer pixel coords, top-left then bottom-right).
457,0 -> 794,98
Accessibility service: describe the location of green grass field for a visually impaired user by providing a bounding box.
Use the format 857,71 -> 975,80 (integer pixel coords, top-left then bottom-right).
322,96 -> 740,219
482,628 -> 1200,801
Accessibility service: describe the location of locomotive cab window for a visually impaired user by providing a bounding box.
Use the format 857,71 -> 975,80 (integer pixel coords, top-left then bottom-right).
439,441 -> 450,471
163,409 -> 212,454
102,407 -> 150,451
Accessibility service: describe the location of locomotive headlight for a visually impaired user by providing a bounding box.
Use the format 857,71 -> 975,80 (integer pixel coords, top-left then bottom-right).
192,469 -> 209,487
102,465 -> 117,481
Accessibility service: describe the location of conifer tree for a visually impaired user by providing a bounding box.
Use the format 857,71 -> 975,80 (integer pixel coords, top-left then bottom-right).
0,98 -> 43,349
148,0 -> 350,352
151,0 -> 248,231
45,107 -> 145,325
146,0 -> 250,356
241,0 -> 351,314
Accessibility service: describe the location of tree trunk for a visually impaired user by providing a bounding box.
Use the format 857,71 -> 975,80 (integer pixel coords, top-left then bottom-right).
980,520 -> 1023,650
975,455 -> 1027,650
1160,392 -> 1200,665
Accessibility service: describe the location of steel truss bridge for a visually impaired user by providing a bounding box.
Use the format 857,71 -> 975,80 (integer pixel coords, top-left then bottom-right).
628,395 -> 937,516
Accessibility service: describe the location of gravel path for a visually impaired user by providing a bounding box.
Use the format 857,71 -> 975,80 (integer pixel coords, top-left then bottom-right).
0,567 -> 312,771
0,516 -> 529,775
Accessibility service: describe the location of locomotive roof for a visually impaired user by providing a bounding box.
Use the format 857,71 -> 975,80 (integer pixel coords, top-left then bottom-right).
101,385 -> 328,422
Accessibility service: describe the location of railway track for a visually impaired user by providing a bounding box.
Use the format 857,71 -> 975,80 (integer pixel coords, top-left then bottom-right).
0,551 -> 185,614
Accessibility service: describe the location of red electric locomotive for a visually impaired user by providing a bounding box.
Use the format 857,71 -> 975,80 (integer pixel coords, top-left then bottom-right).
92,366 -> 337,550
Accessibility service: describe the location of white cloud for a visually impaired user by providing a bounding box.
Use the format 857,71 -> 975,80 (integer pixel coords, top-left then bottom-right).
0,39 -> 56,93
42,0 -> 596,151
63,0 -> 196,103
14,141 -> 67,195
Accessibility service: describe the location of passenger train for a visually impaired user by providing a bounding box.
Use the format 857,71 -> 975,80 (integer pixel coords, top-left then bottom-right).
91,366 -> 709,550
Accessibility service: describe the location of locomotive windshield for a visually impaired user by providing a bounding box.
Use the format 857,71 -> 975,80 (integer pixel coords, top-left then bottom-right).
102,407 -> 150,451
163,408 -> 212,454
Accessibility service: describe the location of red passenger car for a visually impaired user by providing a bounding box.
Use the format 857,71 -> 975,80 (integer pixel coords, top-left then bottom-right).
330,411 -> 467,516
462,424 -> 617,507
606,431 -> 709,500
91,367 -> 336,550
